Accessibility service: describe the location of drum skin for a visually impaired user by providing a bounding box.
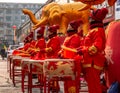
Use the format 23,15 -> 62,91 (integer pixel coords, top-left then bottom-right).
105,20 -> 120,86
44,59 -> 75,79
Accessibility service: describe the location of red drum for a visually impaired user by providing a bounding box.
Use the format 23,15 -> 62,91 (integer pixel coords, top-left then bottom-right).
21,59 -> 45,74
7,54 -> 12,62
44,59 -> 75,79
11,56 -> 22,66
28,59 -> 45,74
21,59 -> 45,93
105,20 -> 120,86
63,50 -> 76,58
21,58 -> 31,70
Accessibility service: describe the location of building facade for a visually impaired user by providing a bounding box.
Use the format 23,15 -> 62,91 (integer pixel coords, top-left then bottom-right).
0,2 -> 43,47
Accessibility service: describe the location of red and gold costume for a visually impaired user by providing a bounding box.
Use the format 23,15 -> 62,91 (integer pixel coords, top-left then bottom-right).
12,32 -> 34,57
28,27 -> 46,84
78,8 -> 108,93
46,36 -> 61,58
41,25 -> 61,58
29,27 -> 46,59
31,37 -> 46,59
17,33 -> 36,57
41,25 -> 61,92
82,27 -> 106,93
60,20 -> 83,93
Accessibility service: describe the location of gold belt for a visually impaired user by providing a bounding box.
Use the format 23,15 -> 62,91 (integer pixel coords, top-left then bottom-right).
82,64 -> 103,70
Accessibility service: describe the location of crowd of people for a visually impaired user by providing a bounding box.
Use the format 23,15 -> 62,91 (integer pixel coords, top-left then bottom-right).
11,7 -> 109,93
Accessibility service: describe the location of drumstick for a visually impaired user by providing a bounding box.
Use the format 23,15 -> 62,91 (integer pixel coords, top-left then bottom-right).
61,45 -> 77,53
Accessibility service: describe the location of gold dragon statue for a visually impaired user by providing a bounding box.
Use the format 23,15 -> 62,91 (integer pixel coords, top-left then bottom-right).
22,2 -> 91,35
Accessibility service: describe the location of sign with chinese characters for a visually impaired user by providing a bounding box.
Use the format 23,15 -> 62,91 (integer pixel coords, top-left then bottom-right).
94,1 -> 115,23
115,0 -> 120,20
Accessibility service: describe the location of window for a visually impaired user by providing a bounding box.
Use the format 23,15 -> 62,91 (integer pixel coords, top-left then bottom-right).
6,23 -> 11,28
0,22 -> 4,27
0,9 -> 4,15
6,9 -> 12,14
14,9 -> 21,14
0,30 -> 3,35
6,16 -> 11,21
0,17 -> 4,21
13,16 -> 20,22
21,16 -> 26,20
117,0 -> 120,5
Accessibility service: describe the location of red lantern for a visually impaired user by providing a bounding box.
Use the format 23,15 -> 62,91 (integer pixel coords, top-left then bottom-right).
12,25 -> 16,29
74,0 -> 116,6
12,25 -> 17,43
108,0 -> 117,6
74,0 -> 104,5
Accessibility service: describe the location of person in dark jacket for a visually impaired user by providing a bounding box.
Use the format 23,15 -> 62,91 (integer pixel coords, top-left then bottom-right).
0,48 -> 6,60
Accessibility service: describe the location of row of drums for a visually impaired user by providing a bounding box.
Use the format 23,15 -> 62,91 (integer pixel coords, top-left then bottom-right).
7,55 -> 76,93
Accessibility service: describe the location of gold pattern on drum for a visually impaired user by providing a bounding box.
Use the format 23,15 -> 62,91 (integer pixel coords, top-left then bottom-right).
68,86 -> 76,93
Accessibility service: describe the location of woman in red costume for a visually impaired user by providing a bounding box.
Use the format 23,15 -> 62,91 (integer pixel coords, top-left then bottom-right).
27,27 -> 46,84
41,25 -> 61,58
59,20 -> 83,93
77,8 -> 108,93
17,32 -> 36,57
12,32 -> 34,57
29,26 -> 46,60
40,25 -> 61,92
23,32 -> 36,56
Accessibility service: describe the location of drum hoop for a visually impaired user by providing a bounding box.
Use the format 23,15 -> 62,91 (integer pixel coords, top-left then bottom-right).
45,59 -> 74,62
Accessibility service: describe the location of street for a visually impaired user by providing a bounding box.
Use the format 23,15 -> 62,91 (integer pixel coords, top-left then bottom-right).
0,57 -> 22,93
0,57 -> 88,93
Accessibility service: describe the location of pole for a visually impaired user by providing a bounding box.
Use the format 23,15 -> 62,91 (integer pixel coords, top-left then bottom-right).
12,25 -> 16,44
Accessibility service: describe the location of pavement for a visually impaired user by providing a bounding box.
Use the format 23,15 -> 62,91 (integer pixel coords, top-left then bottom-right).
0,58 -> 23,93
0,57 -> 88,93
